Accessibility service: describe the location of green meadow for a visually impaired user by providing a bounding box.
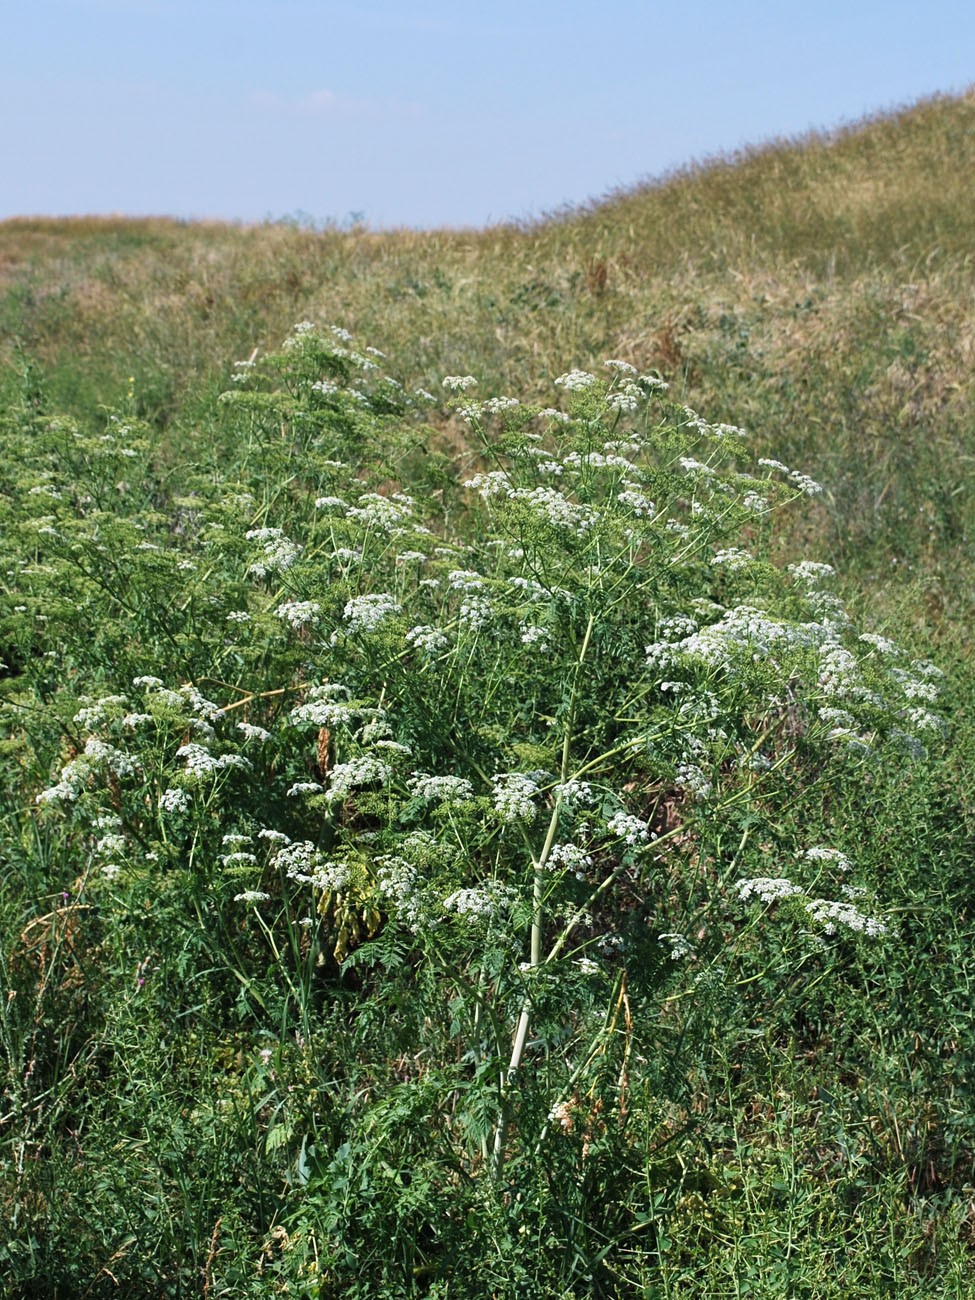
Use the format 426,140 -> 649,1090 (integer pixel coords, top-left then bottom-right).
0,91 -> 973,1297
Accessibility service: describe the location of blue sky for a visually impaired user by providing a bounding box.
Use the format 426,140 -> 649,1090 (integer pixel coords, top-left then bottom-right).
4,0 -> 974,228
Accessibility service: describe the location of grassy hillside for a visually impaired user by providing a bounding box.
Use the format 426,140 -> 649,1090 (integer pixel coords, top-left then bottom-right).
3,91 -> 975,596
1,91 -> 974,1298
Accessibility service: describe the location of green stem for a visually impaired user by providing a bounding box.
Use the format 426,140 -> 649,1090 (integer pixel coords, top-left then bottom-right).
491,612 -> 595,1179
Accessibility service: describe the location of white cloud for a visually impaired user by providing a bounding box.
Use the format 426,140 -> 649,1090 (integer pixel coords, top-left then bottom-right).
297,89 -> 337,114
249,88 -> 422,121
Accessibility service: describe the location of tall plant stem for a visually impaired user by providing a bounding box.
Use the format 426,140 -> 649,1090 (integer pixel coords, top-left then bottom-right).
491,613 -> 595,1179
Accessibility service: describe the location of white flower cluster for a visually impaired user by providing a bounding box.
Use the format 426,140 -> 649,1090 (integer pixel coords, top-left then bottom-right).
275,600 -> 321,629
617,489 -> 656,518
553,778 -> 596,807
159,787 -> 191,814
676,762 -> 712,801
606,812 -> 650,845
789,560 -> 836,585
481,396 -> 520,414
237,721 -> 272,743
736,876 -> 804,904
803,898 -> 887,937
463,470 -> 512,498
545,843 -> 593,877
605,384 -> 642,413
289,698 -> 357,727
405,624 -> 449,656
245,527 -> 302,577
176,743 -> 252,780
554,369 -> 598,391
757,459 -> 823,495
326,754 -> 393,801
408,773 -> 475,804
272,839 -> 321,883
520,624 -> 549,649
711,548 -> 754,571
492,772 -> 545,824
701,421 -> 745,441
510,486 -> 599,535
73,695 -> 129,728
802,846 -> 852,872
443,881 -> 516,925
346,492 -> 415,531
121,712 -> 153,730
37,738 -> 141,805
442,375 -> 478,391
343,592 -> 402,633
458,595 -> 493,630
658,932 -> 695,960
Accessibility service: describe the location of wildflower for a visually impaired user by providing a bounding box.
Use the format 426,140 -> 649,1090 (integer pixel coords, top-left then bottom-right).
789,471 -> 823,496
617,489 -> 656,517
347,493 -> 415,530
658,932 -> 695,960
676,762 -> 712,801
275,600 -> 321,629
159,787 -> 192,814
245,527 -> 302,577
605,384 -> 642,412
443,881 -> 515,924
789,560 -> 836,585
176,744 -> 251,779
802,846 -> 852,872
492,772 -> 545,824
711,547 -> 753,571
406,624 -> 449,656
442,375 -> 478,391
234,891 -> 271,903
554,369 -> 597,390
481,396 -> 520,414
553,779 -> 596,807
545,843 -> 593,876
736,877 -> 803,903
408,773 -> 475,804
258,828 -> 291,844
237,721 -> 272,742
458,595 -> 493,630
343,592 -> 402,633
286,781 -> 324,797
606,811 -> 650,845
326,754 -> 393,801
804,898 -> 886,937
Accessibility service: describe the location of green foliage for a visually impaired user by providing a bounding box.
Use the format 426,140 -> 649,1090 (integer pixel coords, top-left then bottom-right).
1,316 -> 972,1297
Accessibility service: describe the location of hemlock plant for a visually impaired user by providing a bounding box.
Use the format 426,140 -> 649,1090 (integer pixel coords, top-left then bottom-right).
1,321 -> 948,1287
